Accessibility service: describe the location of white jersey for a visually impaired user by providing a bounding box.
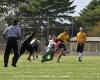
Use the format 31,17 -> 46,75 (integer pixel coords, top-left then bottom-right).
47,40 -> 56,49
30,38 -> 40,45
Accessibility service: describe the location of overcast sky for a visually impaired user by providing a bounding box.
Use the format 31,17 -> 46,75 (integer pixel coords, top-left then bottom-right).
72,0 -> 92,16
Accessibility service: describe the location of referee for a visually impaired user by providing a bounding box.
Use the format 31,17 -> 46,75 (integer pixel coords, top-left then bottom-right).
3,19 -> 21,67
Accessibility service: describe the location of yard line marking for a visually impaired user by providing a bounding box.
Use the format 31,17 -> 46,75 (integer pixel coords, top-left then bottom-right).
24,75 -> 55,78
67,72 -> 73,74
24,72 -> 32,73
23,75 -> 70,78
60,76 -> 70,78
92,73 -> 100,75
80,68 -> 96,70
0,71 -> 73,74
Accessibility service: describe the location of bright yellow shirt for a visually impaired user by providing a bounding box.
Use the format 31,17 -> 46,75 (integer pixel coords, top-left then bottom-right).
76,32 -> 87,44
57,33 -> 69,43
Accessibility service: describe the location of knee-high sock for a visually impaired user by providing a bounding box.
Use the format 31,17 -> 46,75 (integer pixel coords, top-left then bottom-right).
79,52 -> 82,60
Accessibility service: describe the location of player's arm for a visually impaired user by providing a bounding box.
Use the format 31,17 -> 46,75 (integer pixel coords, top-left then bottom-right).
57,33 -> 63,40
67,35 -> 70,42
84,33 -> 87,42
76,33 -> 79,43
3,28 -> 8,40
17,26 -> 21,39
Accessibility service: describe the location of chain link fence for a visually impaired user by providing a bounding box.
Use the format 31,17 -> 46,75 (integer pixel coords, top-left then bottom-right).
0,17 -> 100,55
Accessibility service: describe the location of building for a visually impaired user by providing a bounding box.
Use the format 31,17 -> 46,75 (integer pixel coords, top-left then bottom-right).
70,37 -> 100,53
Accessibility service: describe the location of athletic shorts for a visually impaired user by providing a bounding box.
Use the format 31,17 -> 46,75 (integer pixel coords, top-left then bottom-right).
77,43 -> 84,53
58,42 -> 66,51
31,44 -> 38,52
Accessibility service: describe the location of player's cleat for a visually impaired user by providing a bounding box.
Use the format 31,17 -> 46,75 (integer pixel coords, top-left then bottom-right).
41,60 -> 44,63
41,58 -> 47,63
27,58 -> 31,61
57,60 -> 60,63
79,60 -> 82,62
4,64 -> 8,67
36,55 -> 38,59
78,57 -> 82,62
33,58 -> 35,60
11,64 -> 17,67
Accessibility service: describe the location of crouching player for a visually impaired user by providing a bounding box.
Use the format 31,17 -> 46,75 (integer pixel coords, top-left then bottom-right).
27,38 -> 40,61
41,35 -> 58,63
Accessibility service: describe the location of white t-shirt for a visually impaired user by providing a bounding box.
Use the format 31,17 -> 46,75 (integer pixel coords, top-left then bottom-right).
47,40 -> 56,49
30,38 -> 40,44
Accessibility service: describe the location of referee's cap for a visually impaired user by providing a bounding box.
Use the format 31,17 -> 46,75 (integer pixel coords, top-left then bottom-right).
13,19 -> 18,25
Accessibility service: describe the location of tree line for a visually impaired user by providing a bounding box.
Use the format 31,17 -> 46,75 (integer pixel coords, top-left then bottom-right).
0,0 -> 100,37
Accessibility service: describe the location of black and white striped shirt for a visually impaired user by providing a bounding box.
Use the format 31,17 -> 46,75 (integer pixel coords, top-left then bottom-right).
3,25 -> 21,39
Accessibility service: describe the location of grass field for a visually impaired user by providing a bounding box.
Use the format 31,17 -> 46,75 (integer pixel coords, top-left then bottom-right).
0,54 -> 100,80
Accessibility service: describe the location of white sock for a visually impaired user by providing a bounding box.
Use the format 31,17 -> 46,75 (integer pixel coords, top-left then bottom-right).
79,52 -> 82,60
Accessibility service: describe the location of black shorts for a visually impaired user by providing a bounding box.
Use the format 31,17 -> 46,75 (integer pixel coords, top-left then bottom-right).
58,42 -> 66,51
77,43 -> 84,53
20,43 -> 38,53
31,44 -> 38,52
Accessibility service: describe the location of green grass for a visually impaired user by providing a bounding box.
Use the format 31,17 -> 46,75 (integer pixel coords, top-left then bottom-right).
0,54 -> 100,80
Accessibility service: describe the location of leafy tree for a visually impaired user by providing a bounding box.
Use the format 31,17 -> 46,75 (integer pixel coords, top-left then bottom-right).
0,0 -> 76,37
74,0 -> 100,36
18,0 -> 76,37
19,0 -> 76,17
87,20 -> 100,37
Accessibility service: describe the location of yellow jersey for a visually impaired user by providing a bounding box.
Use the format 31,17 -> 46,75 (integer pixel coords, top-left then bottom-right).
57,33 -> 69,43
76,32 -> 87,44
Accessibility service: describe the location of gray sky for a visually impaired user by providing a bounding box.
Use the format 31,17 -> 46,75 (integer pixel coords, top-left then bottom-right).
72,0 -> 92,16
